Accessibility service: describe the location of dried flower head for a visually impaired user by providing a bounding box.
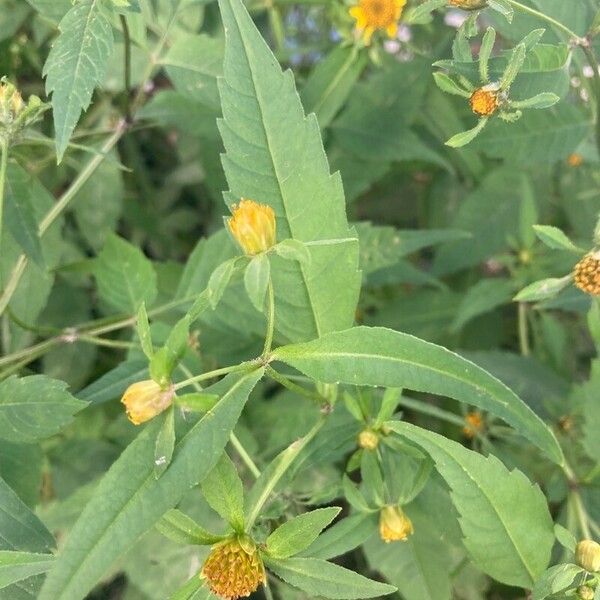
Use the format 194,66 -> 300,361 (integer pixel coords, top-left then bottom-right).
573,252 -> 600,296
470,87 -> 500,116
202,537 -> 265,599
358,428 -> 379,450
379,505 -> 414,543
575,540 -> 600,573
349,0 -> 407,44
228,199 -> 276,256
463,411 -> 484,438
121,380 -> 175,425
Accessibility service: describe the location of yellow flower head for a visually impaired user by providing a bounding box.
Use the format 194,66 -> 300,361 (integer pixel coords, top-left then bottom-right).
574,252 -> 600,297
568,153 -> 584,168
576,540 -> 600,573
448,0 -> 488,9
463,411 -> 484,438
349,0 -> 407,44
201,537 -> 265,599
578,585 -> 595,600
228,199 -> 276,256
379,505 -> 414,543
470,87 -> 500,116
121,380 -> 175,425
358,428 -> 379,450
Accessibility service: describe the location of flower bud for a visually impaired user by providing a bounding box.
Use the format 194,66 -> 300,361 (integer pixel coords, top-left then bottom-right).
121,380 -> 175,425
227,199 -> 276,256
0,79 -> 47,144
470,86 -> 500,116
358,428 -> 379,450
574,252 -> 600,297
577,586 -> 594,600
201,537 -> 265,599
576,540 -> 600,573
379,505 -> 414,543
448,0 -> 488,8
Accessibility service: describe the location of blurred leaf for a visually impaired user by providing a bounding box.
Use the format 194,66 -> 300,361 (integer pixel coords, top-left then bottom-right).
452,278 -> 515,330
0,552 -> 54,590
532,225 -> 581,252
531,563 -> 585,600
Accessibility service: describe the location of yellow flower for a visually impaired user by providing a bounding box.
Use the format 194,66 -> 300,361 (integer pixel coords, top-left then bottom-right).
463,411 -> 484,439
469,86 -> 500,116
574,252 -> 600,297
448,0 -> 488,9
201,537 -> 265,599
121,380 -> 175,425
349,0 -> 407,44
577,586 -> 594,600
379,505 -> 414,543
576,540 -> 600,573
228,199 -> 276,256
358,428 -> 379,450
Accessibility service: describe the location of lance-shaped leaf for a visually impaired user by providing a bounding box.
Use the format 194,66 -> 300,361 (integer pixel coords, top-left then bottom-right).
386,421 -> 555,588
43,0 -> 114,161
272,326 -> 563,464
38,369 -> 264,600
218,0 -> 360,343
0,551 -> 55,590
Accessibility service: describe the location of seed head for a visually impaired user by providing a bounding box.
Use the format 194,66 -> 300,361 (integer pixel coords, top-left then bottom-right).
574,252 -> 600,296
470,87 -> 499,116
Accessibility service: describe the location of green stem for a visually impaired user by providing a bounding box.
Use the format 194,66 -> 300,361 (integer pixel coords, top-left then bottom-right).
245,417 -> 326,529
0,138 -> 8,261
571,490 -> 592,540
120,15 -> 132,121
504,0 -> 584,41
173,361 -> 259,391
262,278 -> 275,358
518,303 -> 530,357
265,366 -> 323,403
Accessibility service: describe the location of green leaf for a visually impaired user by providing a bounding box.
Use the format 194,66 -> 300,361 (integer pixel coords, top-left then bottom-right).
38,369 -> 264,600
532,224 -> 581,252
218,0 -> 360,343
488,0 -> 513,21
266,507 -> 341,559
342,475 -> 373,513
136,303 -> 153,359
175,393 -> 219,413
510,92 -> 559,109
513,275 -> 572,303
4,163 -> 45,267
0,375 -> 86,443
500,43 -> 526,90
94,234 -> 158,313
0,476 -> 54,553
170,577 -> 216,600
432,72 -> 470,98
201,453 -> 245,531
265,556 -> 396,599
154,407 -> 175,478
446,117 -> 488,148
387,421 -> 555,588
274,239 -> 311,266
300,513 -> 376,560
531,563 -> 585,600
273,326 -> 563,464
207,258 -> 236,310
300,45 -> 367,129
479,28 -> 496,82
0,552 -> 54,590
77,360 -> 148,404
43,0 -> 115,161
244,255 -> 270,312
156,509 -> 224,546
553,524 -> 576,553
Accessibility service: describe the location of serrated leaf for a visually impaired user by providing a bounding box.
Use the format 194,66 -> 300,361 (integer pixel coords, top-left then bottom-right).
43,0 -> 115,161
265,556 -> 396,599
432,72 -> 470,98
273,326 -> 563,464
266,507 -> 340,559
201,453 -> 245,531
244,254 -> 270,312
387,421 -> 555,588
218,0 -> 360,343
0,552 -> 55,589
93,234 -> 158,313
4,163 -> 45,267
0,375 -> 86,443
156,509 -> 224,547
532,224 -> 581,252
38,369 -> 263,600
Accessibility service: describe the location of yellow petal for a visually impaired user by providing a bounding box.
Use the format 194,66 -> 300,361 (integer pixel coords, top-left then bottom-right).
386,22 -> 398,37
363,26 -> 375,44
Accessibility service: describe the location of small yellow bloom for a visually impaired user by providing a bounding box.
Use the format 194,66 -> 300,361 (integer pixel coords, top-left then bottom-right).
228,199 -> 276,256
463,411 -> 484,438
470,87 -> 499,116
576,540 -> 600,573
574,252 -> 600,297
577,585 -> 595,600
121,380 -> 174,425
568,153 -> 584,168
201,537 -> 265,599
379,505 -> 414,543
448,0 -> 488,9
358,428 -> 379,450
349,0 -> 407,44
